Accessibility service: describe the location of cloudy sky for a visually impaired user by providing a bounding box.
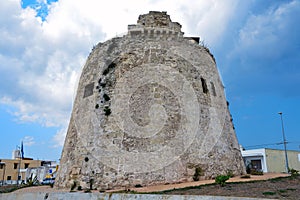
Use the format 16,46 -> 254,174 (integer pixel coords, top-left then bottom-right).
0,0 -> 299,161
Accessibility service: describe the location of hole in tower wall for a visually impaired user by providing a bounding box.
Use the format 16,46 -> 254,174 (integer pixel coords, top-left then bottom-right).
210,82 -> 216,96
103,93 -> 110,101
201,78 -> 208,94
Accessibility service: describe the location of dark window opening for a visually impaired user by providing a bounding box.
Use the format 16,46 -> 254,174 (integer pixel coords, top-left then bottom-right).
24,163 -> 29,169
251,159 -> 262,170
7,176 -> 11,180
14,163 -> 18,169
210,82 -> 216,96
201,78 -> 208,94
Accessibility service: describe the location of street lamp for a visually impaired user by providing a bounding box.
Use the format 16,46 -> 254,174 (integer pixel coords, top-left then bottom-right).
278,112 -> 289,173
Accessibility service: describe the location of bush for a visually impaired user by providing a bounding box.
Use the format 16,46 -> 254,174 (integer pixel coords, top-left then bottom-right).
262,191 -> 276,196
250,169 -> 263,175
215,175 -> 230,186
26,174 -> 38,186
289,168 -> 299,176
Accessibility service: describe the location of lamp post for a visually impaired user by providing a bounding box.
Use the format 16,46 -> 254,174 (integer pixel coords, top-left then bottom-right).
278,112 -> 289,173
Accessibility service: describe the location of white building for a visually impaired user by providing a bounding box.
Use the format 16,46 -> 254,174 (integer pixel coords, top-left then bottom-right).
241,148 -> 300,173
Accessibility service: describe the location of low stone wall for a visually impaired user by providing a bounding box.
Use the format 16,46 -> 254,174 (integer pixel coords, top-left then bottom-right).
0,192 -> 270,200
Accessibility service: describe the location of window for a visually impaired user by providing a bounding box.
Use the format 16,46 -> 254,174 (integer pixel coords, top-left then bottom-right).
0,164 -> 4,169
251,159 -> 262,170
7,176 -> 11,180
201,78 -> 208,94
14,163 -> 18,169
24,163 -> 29,169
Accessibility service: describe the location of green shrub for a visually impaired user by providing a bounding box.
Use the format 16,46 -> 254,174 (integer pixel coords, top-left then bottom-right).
289,168 -> 299,176
26,174 -> 38,186
215,175 -> 230,186
250,169 -> 263,175
262,191 -> 276,195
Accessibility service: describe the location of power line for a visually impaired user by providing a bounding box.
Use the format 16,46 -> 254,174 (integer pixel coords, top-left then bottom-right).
244,142 -> 284,149
244,141 -> 300,149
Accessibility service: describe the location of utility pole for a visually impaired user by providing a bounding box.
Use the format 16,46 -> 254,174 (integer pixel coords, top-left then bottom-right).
278,112 -> 289,173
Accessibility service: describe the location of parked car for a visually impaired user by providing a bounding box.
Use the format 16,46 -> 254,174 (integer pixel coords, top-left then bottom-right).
41,177 -> 55,185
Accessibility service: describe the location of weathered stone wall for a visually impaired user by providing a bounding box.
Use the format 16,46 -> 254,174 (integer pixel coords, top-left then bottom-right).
55,11 -> 245,190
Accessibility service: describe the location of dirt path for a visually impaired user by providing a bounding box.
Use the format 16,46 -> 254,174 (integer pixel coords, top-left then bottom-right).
11,173 -> 291,197
129,173 -> 290,193
160,174 -> 299,200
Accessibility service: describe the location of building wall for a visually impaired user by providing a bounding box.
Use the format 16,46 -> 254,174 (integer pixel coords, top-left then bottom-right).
0,159 -> 42,183
265,149 -> 300,173
241,148 -> 268,172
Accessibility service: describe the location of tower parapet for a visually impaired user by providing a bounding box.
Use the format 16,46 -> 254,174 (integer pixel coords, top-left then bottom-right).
128,11 -> 184,39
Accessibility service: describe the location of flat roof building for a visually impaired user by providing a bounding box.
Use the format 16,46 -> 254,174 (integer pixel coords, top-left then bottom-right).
241,148 -> 300,173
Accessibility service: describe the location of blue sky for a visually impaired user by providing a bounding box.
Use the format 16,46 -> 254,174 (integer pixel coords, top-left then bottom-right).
0,0 -> 299,161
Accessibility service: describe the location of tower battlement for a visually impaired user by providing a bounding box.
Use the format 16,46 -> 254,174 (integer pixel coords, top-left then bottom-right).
128,11 -> 183,39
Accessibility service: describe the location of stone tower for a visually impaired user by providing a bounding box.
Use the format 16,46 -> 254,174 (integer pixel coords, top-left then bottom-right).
55,11 -> 245,190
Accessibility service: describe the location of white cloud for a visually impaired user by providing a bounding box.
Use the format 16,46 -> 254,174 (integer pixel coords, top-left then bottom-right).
221,0 -> 300,97
23,136 -> 35,146
52,126 -> 68,147
234,0 -> 300,62
0,0 -> 240,147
